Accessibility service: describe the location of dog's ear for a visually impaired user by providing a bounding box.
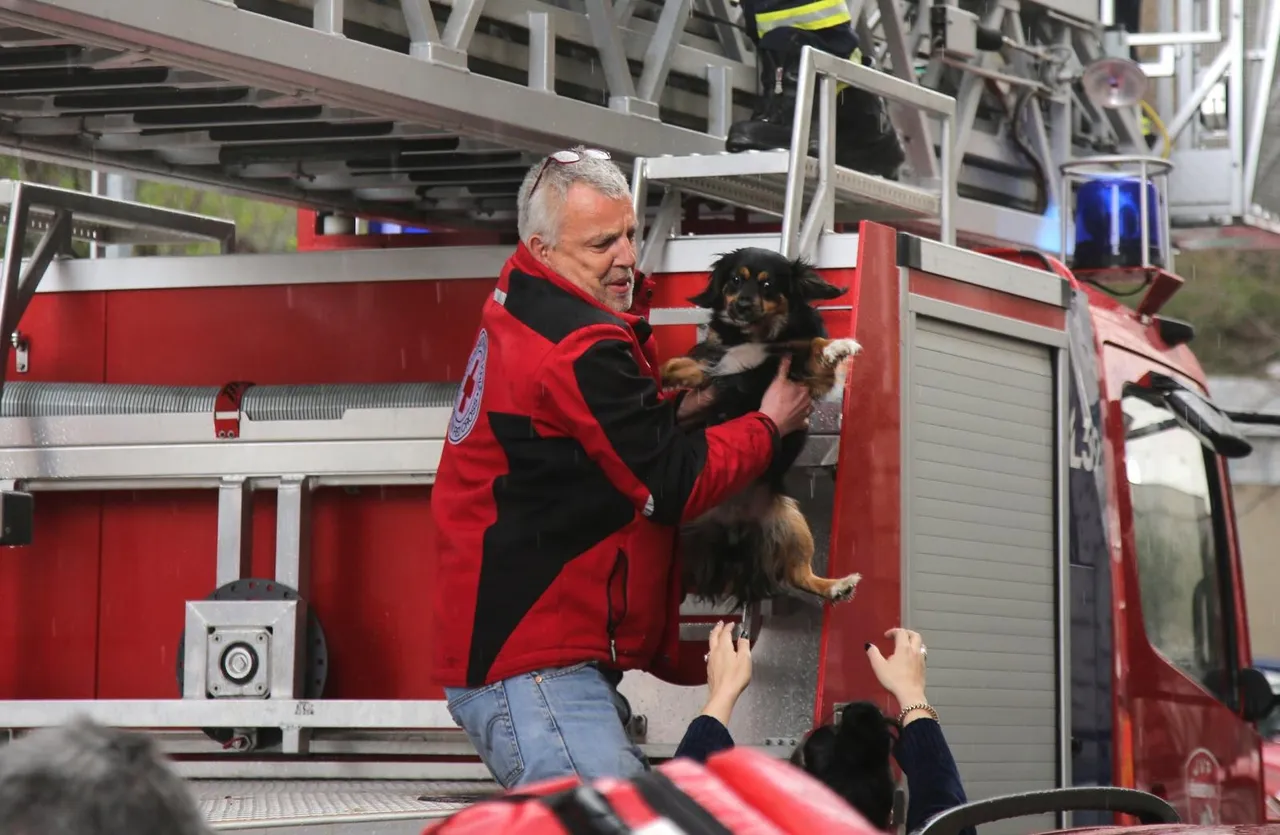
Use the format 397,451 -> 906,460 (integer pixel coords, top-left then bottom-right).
688,251 -> 735,309
792,258 -> 848,301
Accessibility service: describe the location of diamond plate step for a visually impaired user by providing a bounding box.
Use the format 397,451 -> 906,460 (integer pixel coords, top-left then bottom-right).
194,779 -> 499,828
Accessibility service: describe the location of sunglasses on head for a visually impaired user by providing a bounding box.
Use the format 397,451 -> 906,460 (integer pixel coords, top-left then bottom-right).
528,147 -> 612,197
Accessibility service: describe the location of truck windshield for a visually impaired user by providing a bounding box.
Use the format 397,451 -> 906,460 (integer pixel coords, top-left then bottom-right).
1259,670 -> 1280,739
1123,394 -> 1232,703
1261,705 -> 1280,740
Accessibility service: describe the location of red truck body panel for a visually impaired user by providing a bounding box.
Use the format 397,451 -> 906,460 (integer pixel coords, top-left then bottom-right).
0,222 -> 1269,830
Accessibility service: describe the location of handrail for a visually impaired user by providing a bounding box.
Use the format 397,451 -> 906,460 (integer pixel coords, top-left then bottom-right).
629,46 -> 958,265
915,786 -> 1181,835
785,45 -> 957,254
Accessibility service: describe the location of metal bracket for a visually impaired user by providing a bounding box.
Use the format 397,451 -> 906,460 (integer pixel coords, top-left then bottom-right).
276,475 -> 315,599
401,0 -> 469,69
213,381 -> 254,439
626,714 -> 648,742
0,204 -> 70,386
182,599 -> 307,702
310,0 -> 345,36
11,331 -> 28,374
0,180 -> 236,401
636,188 -> 682,276
585,0 -> 692,118
216,478 -> 254,587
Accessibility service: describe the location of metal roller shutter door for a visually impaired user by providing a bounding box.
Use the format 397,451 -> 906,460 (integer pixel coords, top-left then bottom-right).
907,315 -> 1059,835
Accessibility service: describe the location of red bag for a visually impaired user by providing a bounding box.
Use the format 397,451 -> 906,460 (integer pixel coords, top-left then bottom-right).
423,747 -> 879,835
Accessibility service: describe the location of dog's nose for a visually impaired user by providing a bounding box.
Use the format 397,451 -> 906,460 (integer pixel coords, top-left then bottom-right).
733,297 -> 755,312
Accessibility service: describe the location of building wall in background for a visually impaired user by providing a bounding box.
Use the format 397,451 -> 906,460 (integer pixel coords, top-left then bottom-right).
1236,483 -> 1280,663
1207,378 -> 1280,662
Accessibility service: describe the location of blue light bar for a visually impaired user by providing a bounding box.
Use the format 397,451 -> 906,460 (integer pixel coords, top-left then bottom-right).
368,221 -> 432,235
1071,176 -> 1164,271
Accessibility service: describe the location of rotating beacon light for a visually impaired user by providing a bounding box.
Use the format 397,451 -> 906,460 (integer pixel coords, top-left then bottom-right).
1072,176 -> 1164,270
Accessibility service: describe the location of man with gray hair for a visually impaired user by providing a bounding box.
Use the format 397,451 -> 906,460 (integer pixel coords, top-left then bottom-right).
0,717 -> 210,835
431,147 -> 812,787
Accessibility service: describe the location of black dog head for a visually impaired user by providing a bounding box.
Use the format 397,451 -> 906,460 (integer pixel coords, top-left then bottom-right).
689,247 -> 847,334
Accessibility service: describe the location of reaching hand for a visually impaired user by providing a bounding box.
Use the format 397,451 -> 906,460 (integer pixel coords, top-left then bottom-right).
866,627 -> 927,709
700,621 -> 752,726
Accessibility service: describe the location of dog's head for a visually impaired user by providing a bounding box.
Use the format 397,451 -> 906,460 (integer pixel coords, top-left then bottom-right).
689,247 -> 847,335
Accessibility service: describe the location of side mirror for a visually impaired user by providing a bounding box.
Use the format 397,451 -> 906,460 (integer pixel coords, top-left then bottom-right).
1131,373 -> 1253,459
1239,667 -> 1275,723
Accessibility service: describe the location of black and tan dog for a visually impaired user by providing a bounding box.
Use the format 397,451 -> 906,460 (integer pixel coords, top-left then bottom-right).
662,247 -> 863,607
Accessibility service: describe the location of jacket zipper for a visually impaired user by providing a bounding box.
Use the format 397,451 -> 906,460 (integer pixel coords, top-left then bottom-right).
605,548 -> 629,664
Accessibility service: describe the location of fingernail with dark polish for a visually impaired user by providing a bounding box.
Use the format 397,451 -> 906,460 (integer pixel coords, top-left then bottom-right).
864,642 -> 872,651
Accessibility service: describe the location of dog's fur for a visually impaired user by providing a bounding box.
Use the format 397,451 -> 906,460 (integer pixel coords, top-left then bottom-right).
661,247 -> 862,606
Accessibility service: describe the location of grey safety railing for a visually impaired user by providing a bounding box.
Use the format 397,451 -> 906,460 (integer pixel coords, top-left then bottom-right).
629,45 -> 957,263
784,45 -> 957,254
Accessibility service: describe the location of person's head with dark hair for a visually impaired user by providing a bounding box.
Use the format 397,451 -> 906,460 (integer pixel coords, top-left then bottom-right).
789,701 -> 897,829
0,716 -> 211,835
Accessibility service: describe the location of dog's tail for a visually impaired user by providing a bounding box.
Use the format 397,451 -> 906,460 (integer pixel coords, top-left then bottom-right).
680,515 -> 783,608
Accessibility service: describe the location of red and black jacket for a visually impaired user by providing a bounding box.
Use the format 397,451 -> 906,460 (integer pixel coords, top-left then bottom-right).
431,245 -> 779,688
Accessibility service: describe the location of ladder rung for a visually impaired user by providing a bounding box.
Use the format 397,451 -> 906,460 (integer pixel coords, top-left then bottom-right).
640,152 -> 940,221
643,150 -> 794,180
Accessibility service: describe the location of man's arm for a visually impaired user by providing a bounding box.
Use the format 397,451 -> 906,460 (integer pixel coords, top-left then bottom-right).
658,387 -> 716,430
538,327 -> 778,526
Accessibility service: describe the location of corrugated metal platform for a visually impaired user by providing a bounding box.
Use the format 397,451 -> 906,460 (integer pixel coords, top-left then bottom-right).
195,779 -> 498,832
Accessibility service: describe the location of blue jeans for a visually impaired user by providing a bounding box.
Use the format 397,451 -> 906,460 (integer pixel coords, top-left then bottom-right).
445,662 -> 648,789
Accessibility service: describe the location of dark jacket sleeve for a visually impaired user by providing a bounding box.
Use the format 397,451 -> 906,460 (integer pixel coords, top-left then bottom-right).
673,715 -> 736,762
539,327 -> 779,526
894,719 -> 974,835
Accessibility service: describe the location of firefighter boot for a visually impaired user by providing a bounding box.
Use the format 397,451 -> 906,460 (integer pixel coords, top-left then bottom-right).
725,47 -> 798,157
726,47 -> 906,180
828,70 -> 906,181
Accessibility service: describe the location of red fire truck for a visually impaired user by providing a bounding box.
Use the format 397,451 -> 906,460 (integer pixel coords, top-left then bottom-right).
0,0 -> 1276,831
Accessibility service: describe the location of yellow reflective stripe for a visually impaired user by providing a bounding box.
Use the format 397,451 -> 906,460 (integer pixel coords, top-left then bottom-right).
834,48 -> 863,93
790,11 -> 853,30
755,0 -> 852,33
754,0 -> 848,23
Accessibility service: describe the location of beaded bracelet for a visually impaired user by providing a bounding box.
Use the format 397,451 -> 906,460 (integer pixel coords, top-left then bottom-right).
897,703 -> 939,725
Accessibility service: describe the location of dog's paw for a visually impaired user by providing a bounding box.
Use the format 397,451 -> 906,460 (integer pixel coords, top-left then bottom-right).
828,572 -> 862,602
821,338 -> 862,367
662,357 -> 706,389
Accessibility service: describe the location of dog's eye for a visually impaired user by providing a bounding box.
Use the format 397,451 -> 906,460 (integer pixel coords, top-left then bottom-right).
760,279 -> 772,291
729,275 -> 743,287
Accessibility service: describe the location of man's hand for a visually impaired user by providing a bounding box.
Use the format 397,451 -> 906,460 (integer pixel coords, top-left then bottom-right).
759,357 -> 813,436
676,386 -> 716,427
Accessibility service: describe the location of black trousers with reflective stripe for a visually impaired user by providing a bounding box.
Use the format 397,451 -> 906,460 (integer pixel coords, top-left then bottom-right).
739,0 -> 860,62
